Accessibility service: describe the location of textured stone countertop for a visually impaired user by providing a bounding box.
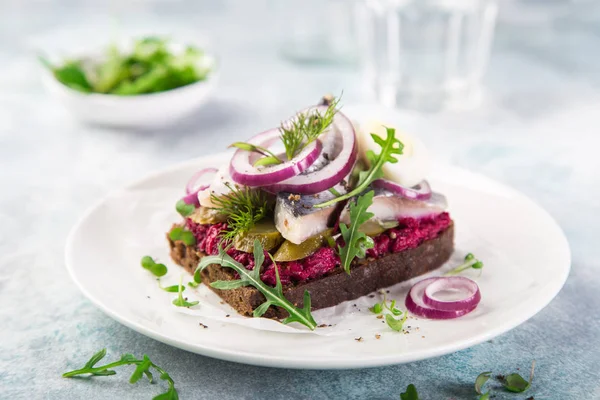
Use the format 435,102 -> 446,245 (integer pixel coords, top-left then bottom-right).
1,1 -> 599,399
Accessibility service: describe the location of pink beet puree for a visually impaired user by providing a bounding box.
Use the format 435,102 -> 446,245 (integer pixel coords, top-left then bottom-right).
185,212 -> 451,286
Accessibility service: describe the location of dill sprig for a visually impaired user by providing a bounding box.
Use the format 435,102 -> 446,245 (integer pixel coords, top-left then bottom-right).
280,97 -> 340,160
210,183 -> 269,240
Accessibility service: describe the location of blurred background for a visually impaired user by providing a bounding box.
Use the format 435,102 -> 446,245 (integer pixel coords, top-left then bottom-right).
1,0 -> 598,237
1,0 -> 600,398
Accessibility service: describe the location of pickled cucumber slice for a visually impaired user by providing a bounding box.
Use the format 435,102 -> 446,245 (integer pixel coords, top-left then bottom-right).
188,206 -> 228,225
273,229 -> 334,262
233,220 -> 283,253
359,220 -> 399,236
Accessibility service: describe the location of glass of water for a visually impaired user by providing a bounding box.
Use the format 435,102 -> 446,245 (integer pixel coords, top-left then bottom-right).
356,0 -> 498,111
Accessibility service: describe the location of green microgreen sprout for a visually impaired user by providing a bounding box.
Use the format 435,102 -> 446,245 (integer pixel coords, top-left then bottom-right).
370,290 -> 409,332
475,371 -> 492,396
168,226 -> 196,246
175,199 -> 195,218
158,279 -> 184,293
445,253 -> 484,276
385,313 -> 408,332
314,126 -> 403,208
62,348 -> 178,400
141,256 -> 168,277
502,360 -> 535,393
172,276 -> 199,308
209,183 -> 270,241
400,384 -> 420,400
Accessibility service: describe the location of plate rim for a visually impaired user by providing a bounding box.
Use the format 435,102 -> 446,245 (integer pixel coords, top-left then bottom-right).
65,153 -> 571,369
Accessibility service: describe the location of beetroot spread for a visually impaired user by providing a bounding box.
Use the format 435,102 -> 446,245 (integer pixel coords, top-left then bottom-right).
186,212 -> 451,287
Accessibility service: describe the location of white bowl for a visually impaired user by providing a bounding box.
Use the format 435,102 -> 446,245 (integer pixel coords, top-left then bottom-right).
41,46 -> 218,129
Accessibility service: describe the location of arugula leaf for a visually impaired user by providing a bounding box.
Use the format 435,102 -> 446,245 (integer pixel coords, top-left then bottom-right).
478,393 -> 490,400
140,256 -> 168,277
172,277 -> 199,307
63,349 -> 178,399
475,371 -> 491,395
175,199 -> 195,217
400,384 -> 419,400
338,191 -> 375,274
129,355 -> 152,384
197,240 -> 317,330
83,348 -> 107,369
385,312 -> 408,332
314,127 -> 403,208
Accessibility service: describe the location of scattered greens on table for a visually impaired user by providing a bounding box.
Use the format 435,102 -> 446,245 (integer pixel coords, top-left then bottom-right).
63,348 -> 179,400
400,384 -> 420,400
40,37 -> 212,95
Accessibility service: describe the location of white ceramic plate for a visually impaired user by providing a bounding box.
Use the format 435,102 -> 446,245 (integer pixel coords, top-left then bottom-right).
65,153 -> 570,369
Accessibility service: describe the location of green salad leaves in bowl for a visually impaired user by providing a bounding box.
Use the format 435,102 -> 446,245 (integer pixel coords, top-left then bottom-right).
40,37 -> 217,128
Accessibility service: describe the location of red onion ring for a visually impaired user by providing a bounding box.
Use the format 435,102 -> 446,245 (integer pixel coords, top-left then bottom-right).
423,276 -> 481,312
405,277 -> 480,319
372,179 -> 432,200
229,128 -> 321,187
182,168 -> 218,206
262,106 -> 357,194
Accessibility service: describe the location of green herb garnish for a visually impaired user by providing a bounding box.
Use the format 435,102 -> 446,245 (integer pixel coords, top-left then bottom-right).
168,226 -> 196,246
314,127 -> 403,209
172,276 -> 198,307
503,360 -> 535,393
370,291 -> 408,331
280,97 -> 340,160
370,291 -> 403,316
197,240 -> 317,330
385,313 -> 408,332
141,256 -> 168,277
445,253 -> 484,276
338,191 -> 375,274
42,37 -> 211,95
475,371 -> 491,395
175,199 -> 195,218
400,384 -> 420,400
210,183 -> 270,241
62,348 -> 178,400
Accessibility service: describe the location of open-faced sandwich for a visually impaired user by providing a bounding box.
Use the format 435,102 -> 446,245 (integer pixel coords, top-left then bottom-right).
167,96 -> 455,329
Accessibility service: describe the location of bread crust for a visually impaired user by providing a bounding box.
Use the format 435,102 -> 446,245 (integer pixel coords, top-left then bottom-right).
168,223 -> 454,318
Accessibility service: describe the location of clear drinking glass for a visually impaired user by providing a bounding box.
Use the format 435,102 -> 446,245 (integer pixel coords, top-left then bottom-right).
356,0 -> 498,111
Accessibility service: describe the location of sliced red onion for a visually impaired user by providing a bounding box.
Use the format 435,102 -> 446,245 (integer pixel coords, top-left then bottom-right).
372,179 -> 432,200
262,106 -> 357,194
405,277 -> 480,319
229,128 -> 321,187
423,276 -> 481,312
182,168 -> 218,206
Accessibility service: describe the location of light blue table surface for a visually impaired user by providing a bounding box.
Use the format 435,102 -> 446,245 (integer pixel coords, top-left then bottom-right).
1,1 -> 599,399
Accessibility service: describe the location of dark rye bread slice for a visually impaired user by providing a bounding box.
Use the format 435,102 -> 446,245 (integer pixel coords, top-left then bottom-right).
168,223 -> 454,319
